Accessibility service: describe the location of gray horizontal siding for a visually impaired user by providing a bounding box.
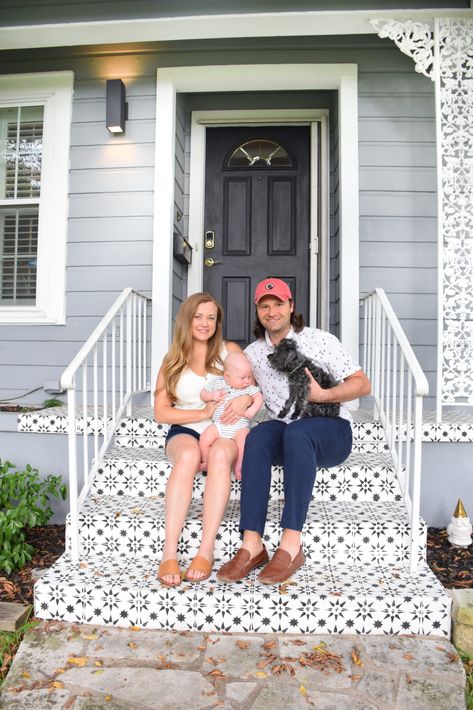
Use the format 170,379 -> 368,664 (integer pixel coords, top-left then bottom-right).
0,34 -> 439,401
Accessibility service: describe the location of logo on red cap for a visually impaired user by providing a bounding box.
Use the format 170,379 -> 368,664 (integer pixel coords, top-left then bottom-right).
254,278 -> 293,304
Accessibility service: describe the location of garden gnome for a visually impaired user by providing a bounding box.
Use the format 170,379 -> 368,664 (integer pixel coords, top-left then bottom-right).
447,499 -> 473,547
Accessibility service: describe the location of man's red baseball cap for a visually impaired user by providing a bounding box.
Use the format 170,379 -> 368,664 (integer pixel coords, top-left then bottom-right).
254,278 -> 293,304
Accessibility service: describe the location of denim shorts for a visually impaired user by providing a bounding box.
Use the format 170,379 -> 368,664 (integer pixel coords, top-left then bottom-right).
165,424 -> 201,445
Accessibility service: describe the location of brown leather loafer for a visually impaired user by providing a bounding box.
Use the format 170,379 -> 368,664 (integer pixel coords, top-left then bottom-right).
217,546 -> 269,582
257,547 -> 306,585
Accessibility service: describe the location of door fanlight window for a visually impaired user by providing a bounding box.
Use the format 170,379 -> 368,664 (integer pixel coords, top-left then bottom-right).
226,139 -> 294,168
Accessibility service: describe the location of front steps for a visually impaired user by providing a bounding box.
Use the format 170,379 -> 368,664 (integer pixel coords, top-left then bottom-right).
28,407 -> 451,636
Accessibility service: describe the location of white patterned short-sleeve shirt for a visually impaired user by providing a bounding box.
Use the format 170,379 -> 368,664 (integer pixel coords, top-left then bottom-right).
244,327 -> 360,423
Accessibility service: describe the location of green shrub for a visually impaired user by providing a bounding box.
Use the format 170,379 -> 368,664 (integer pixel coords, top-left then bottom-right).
0,460 -> 66,574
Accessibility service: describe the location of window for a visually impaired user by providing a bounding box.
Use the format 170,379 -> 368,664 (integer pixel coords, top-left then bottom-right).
226,139 -> 294,169
0,72 -> 73,323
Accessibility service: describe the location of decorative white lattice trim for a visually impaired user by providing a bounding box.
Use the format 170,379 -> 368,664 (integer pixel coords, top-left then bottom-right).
437,18 -> 473,406
370,18 -> 434,79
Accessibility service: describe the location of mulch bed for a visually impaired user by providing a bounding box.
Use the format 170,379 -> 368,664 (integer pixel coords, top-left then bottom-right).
0,525 -> 65,607
1,525 -> 472,608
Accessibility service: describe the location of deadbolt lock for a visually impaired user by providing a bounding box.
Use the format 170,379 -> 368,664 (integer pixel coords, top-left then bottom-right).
205,231 -> 215,249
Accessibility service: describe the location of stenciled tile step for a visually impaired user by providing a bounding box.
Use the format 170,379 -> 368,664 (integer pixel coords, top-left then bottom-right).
93,447 -> 402,503
65,497 -> 425,565
34,552 -> 451,636
19,405 -> 473,442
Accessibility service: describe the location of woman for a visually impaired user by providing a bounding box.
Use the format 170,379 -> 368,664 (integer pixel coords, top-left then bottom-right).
154,292 -> 250,587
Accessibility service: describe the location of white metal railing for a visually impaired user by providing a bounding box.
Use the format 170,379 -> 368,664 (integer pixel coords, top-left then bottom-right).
360,288 -> 429,573
61,288 -> 151,560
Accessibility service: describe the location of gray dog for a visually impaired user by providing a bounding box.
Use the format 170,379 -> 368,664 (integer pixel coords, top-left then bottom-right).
267,338 -> 340,420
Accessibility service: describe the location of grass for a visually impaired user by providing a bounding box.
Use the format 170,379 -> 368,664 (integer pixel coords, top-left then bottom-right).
460,649 -> 473,710
0,608 -> 38,690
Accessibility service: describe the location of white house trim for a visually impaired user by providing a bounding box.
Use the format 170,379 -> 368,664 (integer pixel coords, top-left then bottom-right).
0,71 -> 73,325
1,9 -> 471,51
152,64 -> 359,387
187,109 -> 329,331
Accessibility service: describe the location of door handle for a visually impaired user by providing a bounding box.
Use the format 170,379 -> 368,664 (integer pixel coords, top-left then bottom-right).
204,258 -> 222,268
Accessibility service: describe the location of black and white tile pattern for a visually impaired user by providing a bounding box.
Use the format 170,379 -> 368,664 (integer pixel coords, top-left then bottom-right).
28,404 -> 453,636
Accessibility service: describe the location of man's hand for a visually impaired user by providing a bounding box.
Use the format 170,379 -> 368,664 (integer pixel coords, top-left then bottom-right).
304,368 -> 330,403
305,368 -> 371,404
220,394 -> 253,425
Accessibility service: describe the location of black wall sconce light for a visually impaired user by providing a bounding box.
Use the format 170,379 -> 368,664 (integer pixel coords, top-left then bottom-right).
106,79 -> 128,134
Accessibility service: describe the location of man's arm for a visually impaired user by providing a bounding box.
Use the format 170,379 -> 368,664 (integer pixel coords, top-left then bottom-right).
305,368 -> 371,404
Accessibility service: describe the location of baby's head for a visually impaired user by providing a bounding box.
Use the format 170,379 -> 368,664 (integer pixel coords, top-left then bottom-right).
223,353 -> 254,389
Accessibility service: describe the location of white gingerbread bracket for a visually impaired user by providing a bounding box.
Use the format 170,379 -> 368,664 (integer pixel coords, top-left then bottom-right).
371,17 -> 473,419
370,18 -> 434,79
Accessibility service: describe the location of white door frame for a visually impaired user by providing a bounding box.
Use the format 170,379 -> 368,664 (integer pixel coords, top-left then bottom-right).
153,64 -> 359,387
187,109 -> 329,330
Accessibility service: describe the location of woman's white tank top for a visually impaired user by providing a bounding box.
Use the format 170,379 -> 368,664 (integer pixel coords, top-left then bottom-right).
174,346 -> 227,434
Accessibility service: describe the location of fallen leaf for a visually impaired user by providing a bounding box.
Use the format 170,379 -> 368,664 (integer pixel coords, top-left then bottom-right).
349,674 -> 362,681
208,669 -> 225,677
351,650 -> 364,667
262,641 -> 276,651
81,634 -> 99,641
290,639 -> 306,646
67,656 -> 88,667
127,642 -> 138,649
79,562 -> 88,569
299,684 -> 307,696
131,507 -> 143,514
20,672 -> 31,679
197,645 -> 206,651
255,671 -> 268,678
94,660 -> 104,667
130,626 -> 141,631
54,668 -> 66,675
51,681 -> 64,689
403,652 -> 414,661
236,640 -> 250,649
92,669 -> 105,675
105,695 -> 112,702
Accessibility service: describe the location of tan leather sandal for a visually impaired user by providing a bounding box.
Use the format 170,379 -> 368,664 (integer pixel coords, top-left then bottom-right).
185,555 -> 213,583
158,559 -> 181,588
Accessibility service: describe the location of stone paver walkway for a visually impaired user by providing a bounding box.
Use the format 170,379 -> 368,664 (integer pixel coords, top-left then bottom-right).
0,622 -> 467,709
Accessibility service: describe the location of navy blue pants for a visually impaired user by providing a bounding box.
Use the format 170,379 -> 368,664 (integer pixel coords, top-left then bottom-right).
240,417 -> 352,535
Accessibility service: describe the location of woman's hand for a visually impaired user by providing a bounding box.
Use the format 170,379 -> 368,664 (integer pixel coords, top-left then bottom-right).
202,399 -> 220,420
220,394 -> 253,425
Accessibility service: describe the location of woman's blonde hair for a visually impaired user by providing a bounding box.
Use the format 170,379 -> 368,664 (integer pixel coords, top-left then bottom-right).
162,292 -> 224,402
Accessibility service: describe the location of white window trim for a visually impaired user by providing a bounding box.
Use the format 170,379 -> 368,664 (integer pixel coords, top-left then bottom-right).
0,71 -> 73,324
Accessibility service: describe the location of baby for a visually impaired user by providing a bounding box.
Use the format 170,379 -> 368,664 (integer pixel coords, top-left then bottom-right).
199,352 -> 263,480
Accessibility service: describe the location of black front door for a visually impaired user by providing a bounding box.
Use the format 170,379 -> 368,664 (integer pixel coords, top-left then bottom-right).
203,125 -> 311,347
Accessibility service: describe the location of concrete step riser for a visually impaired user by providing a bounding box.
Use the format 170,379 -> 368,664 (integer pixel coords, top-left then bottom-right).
92,460 -> 402,503
64,501 -> 426,565
33,553 -> 451,637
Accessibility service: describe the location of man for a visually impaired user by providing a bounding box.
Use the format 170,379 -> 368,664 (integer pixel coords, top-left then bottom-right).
217,278 -> 371,585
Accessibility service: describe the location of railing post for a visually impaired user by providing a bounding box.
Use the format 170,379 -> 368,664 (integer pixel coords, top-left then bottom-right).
67,386 -> 79,561
126,296 -> 132,416
409,393 -> 424,573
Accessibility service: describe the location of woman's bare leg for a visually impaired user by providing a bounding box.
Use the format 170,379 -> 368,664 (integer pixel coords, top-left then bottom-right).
187,438 -> 236,580
160,434 -> 201,585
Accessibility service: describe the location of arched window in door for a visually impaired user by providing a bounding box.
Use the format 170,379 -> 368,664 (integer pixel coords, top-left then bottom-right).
225,139 -> 295,169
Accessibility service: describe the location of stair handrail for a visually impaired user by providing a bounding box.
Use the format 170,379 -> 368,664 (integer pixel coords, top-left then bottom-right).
360,288 -> 428,573
60,287 -> 151,561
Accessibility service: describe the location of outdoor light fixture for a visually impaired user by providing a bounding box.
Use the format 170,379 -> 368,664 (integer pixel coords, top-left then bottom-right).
106,79 -> 128,134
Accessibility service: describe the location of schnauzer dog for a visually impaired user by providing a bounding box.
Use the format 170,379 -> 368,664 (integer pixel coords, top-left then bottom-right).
267,338 -> 340,420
